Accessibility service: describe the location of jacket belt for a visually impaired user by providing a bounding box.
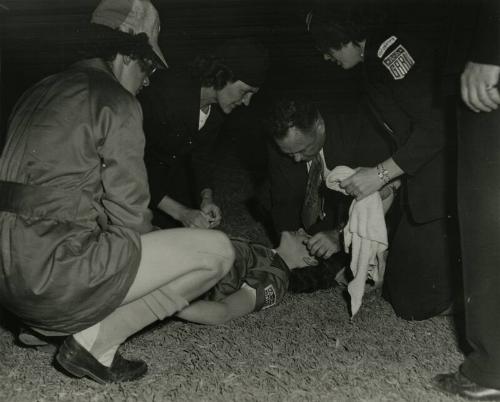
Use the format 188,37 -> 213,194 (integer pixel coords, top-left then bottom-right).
0,180 -> 94,222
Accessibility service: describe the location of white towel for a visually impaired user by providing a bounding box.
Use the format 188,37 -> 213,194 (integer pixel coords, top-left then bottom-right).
326,166 -> 388,318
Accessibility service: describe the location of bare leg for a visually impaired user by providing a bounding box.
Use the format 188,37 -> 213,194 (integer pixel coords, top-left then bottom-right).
71,228 -> 234,366
123,228 -> 235,303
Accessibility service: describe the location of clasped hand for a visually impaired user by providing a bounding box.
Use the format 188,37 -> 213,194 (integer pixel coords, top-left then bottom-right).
179,201 -> 221,229
200,198 -> 222,228
339,167 -> 383,201
461,62 -> 500,113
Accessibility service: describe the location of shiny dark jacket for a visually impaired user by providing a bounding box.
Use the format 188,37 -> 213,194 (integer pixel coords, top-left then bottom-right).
0,59 -> 152,334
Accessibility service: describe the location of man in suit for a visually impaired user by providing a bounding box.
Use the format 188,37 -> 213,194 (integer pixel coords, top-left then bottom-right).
434,0 -> 500,399
266,98 -> 392,271
139,38 -> 269,229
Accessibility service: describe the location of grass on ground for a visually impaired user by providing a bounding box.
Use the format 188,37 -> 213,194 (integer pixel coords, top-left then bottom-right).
0,144 -> 467,402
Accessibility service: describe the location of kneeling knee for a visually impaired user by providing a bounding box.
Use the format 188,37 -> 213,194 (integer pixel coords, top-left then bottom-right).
210,230 -> 235,279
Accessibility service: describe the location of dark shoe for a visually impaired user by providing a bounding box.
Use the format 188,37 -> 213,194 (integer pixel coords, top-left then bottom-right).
56,336 -> 147,384
18,327 -> 49,346
17,327 -> 59,355
433,371 -> 500,400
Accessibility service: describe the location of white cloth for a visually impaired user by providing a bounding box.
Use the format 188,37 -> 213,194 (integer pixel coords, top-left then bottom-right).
325,166 -> 388,318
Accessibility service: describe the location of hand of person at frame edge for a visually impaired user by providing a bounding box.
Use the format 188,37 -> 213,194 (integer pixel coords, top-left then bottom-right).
305,230 -> 342,260
178,208 -> 213,229
340,167 -> 383,201
461,62 -> 500,113
200,199 -> 222,229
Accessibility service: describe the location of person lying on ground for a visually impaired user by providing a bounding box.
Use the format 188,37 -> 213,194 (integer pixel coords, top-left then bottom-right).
176,230 -> 318,325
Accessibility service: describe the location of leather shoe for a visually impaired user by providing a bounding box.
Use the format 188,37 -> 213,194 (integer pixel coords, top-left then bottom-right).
433,371 -> 500,400
56,336 -> 147,384
17,326 -> 59,355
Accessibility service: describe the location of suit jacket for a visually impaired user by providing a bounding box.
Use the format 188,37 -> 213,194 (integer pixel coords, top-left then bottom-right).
138,68 -> 225,208
470,0 -> 500,66
269,105 -> 391,235
363,32 -> 452,223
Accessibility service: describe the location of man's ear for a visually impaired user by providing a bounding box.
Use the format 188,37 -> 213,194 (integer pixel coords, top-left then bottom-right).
316,116 -> 325,135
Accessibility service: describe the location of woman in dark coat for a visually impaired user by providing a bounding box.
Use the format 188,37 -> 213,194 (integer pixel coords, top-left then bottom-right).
0,0 -> 234,383
138,39 -> 269,229
306,4 -> 457,320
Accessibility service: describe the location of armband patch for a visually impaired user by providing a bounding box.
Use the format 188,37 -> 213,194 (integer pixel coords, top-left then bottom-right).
382,44 -> 415,80
262,284 -> 277,310
377,35 -> 397,58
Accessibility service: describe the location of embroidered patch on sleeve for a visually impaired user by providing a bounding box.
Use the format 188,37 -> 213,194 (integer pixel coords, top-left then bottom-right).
382,44 -> 415,80
262,284 -> 277,310
377,35 -> 397,58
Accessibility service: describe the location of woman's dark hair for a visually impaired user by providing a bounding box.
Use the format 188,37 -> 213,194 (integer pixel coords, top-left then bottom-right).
265,98 -> 321,140
308,2 -> 387,52
189,55 -> 235,90
77,23 -> 162,68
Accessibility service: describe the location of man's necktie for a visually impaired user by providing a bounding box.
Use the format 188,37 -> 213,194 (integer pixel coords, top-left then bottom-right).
301,153 -> 324,230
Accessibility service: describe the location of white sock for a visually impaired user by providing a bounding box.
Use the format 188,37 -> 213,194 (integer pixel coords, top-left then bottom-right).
73,323 -> 117,367
95,345 -> 119,367
73,323 -> 100,351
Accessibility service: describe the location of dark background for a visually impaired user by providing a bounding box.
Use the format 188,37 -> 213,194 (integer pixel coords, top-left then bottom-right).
0,0 -> 476,157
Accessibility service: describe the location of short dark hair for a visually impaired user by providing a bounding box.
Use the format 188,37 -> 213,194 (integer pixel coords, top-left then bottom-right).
307,2 -> 386,52
77,23 -> 162,67
265,98 -> 321,140
189,55 -> 235,90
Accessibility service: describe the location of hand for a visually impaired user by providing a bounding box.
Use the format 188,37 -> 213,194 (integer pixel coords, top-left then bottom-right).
200,199 -> 222,229
379,179 -> 401,200
276,229 -> 319,269
461,61 -> 500,113
178,208 -> 212,228
305,230 -> 342,260
340,167 -> 384,201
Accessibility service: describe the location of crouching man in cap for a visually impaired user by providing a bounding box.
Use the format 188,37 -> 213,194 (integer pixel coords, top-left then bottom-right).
139,38 -> 269,229
0,0 -> 235,383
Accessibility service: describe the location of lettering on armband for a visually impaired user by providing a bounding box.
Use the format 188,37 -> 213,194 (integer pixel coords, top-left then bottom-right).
262,284 -> 277,310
